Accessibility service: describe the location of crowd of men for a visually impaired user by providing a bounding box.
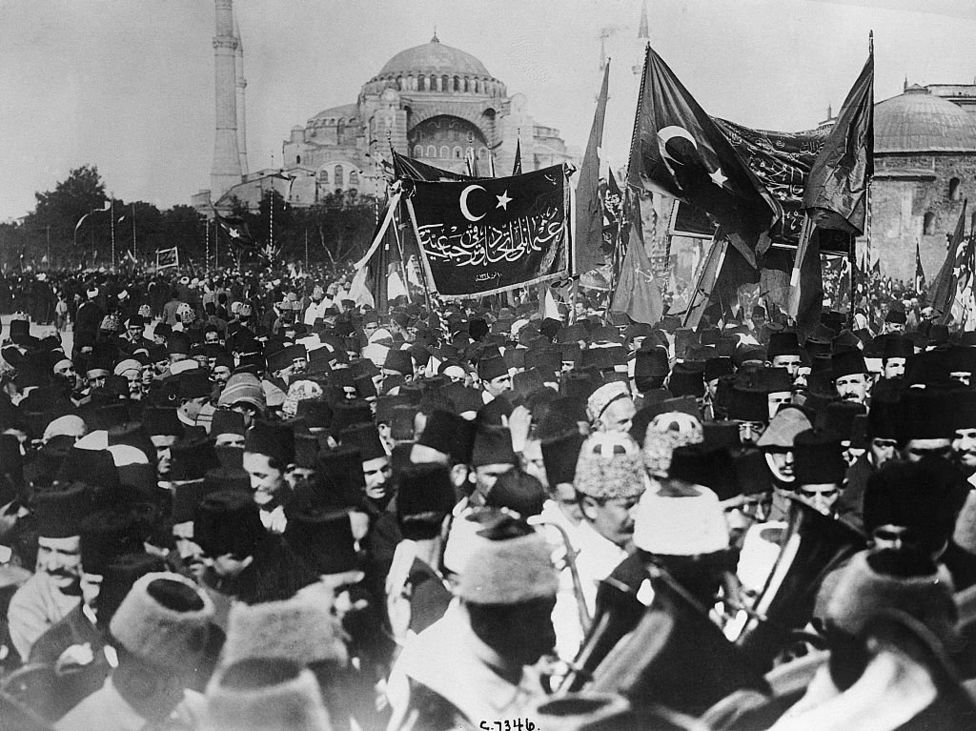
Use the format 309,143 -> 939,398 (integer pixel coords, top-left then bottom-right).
0,265 -> 975,730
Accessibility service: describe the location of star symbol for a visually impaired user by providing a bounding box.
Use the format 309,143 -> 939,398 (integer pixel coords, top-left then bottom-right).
228,227 -> 241,239
495,190 -> 512,210
709,167 -> 728,188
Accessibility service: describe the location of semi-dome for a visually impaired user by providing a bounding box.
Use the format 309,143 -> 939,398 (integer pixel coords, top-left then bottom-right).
875,84 -> 976,153
375,35 -> 493,79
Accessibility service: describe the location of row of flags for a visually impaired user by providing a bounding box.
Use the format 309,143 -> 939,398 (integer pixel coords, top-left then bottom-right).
930,199 -> 976,328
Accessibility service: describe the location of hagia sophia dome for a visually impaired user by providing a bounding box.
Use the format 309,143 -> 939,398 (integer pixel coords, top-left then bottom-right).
272,35 -> 573,208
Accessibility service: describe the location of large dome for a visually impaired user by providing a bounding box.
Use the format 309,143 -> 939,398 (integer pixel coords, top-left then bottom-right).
875,85 -> 976,154
376,35 -> 492,79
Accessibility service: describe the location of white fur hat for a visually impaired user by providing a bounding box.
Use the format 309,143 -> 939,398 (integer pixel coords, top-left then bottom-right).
206,658 -> 330,731
222,589 -> 347,667
633,484 -> 729,556
109,572 -> 214,669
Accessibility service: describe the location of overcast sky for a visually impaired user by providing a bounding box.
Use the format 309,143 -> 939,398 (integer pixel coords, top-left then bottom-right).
2,0 -> 976,223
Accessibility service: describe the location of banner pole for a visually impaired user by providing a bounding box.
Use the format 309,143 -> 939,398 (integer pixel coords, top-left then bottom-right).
403,196 -> 435,312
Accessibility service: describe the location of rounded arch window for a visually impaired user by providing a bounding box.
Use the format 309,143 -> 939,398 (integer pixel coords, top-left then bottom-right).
453,146 -> 462,159
296,155 -> 301,164
441,75 -> 449,91
453,76 -> 461,92
318,169 -> 329,183
417,76 -> 425,91
427,145 -> 437,157
349,170 -> 359,185
440,145 -> 450,158
413,145 -> 423,156
923,211 -> 936,236
950,177 -> 962,200
334,165 -> 344,187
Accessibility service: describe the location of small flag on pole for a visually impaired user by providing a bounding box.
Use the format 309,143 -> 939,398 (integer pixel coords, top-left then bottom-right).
914,239 -> 926,294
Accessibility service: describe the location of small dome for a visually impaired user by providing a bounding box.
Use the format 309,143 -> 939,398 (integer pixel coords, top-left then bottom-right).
375,38 -> 493,79
875,85 -> 976,153
309,103 -> 358,123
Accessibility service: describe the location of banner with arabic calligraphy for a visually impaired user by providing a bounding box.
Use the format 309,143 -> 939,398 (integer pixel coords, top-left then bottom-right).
713,119 -> 825,247
407,165 -> 569,298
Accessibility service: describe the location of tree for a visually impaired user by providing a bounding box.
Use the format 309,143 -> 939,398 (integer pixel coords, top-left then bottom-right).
28,164 -> 107,237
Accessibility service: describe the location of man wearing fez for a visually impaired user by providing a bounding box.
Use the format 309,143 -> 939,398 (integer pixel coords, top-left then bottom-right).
243,420 -> 296,533
883,306 -> 907,334
832,349 -> 871,406
386,463 -> 456,644
793,429 -> 848,516
880,335 -> 913,381
341,423 -> 393,505
8,484 -> 90,661
175,368 -> 213,430
586,381 -> 636,434
767,331 -> 803,379
409,409 -> 476,495
468,424 -> 518,508
478,355 -> 512,404
897,388 -> 956,463
56,573 -> 215,731
29,508 -> 146,719
387,516 -> 558,729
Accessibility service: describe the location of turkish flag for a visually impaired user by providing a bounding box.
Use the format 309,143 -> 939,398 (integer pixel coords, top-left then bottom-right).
629,45 -> 780,266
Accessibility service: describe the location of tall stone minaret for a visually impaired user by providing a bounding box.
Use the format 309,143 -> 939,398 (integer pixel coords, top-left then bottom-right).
234,12 -> 248,177
211,0 -> 242,200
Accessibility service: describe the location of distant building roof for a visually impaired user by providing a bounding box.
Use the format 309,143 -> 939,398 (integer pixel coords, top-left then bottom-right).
875,84 -> 976,154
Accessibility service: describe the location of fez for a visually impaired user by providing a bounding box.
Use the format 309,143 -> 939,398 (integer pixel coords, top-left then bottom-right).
339,423 -> 386,461
33,483 -> 91,538
285,507 -> 359,575
244,421 -> 295,466
793,429 -> 846,484
541,431 -> 586,486
416,409 -> 476,464
195,490 -> 266,559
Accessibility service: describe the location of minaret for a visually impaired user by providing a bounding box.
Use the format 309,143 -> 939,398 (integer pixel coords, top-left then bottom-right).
638,0 -> 649,40
234,12 -> 248,177
211,0 -> 242,200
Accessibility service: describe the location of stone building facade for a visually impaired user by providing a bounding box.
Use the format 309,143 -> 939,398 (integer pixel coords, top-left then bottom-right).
870,84 -> 976,282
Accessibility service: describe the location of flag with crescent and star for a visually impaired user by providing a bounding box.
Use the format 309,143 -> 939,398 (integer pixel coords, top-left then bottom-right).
393,151 -> 474,182
628,44 -> 780,267
405,165 -> 569,298
213,209 -> 257,250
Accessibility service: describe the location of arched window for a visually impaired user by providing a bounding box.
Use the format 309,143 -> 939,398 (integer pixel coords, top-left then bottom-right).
318,169 -> 328,183
440,145 -> 450,159
923,211 -> 936,235
474,79 -> 481,94
453,76 -> 460,92
417,76 -> 425,91
334,165 -> 344,187
414,145 -> 423,156
427,145 -> 437,157
441,75 -> 448,92
463,77 -> 469,92
950,177 -> 962,200
396,76 -> 403,90
296,155 -> 301,164
453,146 -> 463,159
349,170 -> 359,185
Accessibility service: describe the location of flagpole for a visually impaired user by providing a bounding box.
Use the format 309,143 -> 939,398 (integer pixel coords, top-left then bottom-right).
403,196 -> 435,311
205,217 -> 210,275
110,199 -> 116,269
131,203 -> 137,265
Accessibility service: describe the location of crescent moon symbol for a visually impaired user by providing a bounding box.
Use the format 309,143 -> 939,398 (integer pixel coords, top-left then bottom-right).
656,125 -> 698,166
459,184 -> 487,223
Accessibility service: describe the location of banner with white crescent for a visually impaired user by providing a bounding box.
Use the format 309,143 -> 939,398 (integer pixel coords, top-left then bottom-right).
405,165 -> 569,298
